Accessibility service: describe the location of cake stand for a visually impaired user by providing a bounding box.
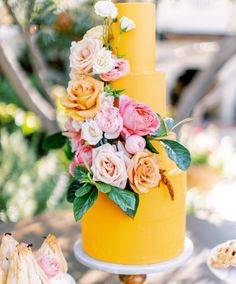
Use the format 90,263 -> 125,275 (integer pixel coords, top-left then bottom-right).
74,237 -> 193,283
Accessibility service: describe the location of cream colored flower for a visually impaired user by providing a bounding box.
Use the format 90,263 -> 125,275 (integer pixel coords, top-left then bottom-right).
92,143 -> 128,189
84,25 -> 104,41
119,16 -> 136,32
93,48 -> 115,74
94,0 -> 118,19
81,120 -> 103,145
128,151 -> 161,194
69,38 -> 102,74
100,92 -> 114,107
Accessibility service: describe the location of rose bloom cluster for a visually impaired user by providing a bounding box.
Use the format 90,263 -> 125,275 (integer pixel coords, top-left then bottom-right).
64,93 -> 161,194
62,1 -> 161,194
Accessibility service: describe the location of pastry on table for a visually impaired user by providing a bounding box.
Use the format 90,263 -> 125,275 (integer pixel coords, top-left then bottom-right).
35,234 -> 74,283
35,234 -> 68,274
0,233 -> 74,284
0,233 -> 18,275
6,243 -> 49,284
0,265 -> 7,284
211,240 -> 236,269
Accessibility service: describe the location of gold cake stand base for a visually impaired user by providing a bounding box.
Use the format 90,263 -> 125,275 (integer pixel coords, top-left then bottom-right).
119,274 -> 147,283
74,238 -> 193,283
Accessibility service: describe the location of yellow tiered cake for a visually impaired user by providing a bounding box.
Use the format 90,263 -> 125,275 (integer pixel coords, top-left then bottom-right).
81,2 -> 186,265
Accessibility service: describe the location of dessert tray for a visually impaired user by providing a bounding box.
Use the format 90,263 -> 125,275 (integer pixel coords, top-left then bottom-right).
207,242 -> 236,284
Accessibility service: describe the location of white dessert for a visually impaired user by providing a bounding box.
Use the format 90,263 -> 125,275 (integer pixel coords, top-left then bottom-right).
0,233 -> 75,284
35,234 -> 68,274
0,233 -> 18,274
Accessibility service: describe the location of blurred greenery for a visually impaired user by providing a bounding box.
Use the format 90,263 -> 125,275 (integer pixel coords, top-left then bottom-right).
30,0 -> 101,78
0,128 -> 69,222
0,0 -> 101,221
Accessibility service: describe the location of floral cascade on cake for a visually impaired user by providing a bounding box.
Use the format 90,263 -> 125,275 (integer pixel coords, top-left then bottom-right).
0,233 -> 75,284
44,0 -> 191,222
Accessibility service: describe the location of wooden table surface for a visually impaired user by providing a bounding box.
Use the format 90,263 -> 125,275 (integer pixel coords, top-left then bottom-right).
1,211 -> 235,284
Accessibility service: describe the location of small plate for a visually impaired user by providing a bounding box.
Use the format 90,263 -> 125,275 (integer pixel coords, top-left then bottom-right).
50,273 -> 76,284
207,243 -> 236,284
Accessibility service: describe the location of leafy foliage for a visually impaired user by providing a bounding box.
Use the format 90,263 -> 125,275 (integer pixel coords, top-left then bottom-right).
145,138 -> 159,154
160,139 -> 191,171
107,187 -> 139,218
43,132 -> 67,150
73,189 -> 98,222
104,85 -> 125,98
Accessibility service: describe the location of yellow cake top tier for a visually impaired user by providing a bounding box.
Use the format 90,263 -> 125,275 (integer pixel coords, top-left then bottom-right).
112,3 -> 156,73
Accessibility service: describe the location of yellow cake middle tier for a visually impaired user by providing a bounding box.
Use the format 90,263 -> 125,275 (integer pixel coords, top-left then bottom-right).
112,71 -> 166,116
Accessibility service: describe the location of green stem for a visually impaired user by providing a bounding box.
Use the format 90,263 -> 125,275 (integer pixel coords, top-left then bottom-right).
170,117 -> 193,131
116,30 -> 122,56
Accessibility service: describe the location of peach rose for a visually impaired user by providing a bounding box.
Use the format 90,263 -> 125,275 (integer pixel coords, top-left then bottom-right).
69,38 -> 102,75
128,151 -> 161,194
62,76 -> 104,120
91,143 -> 128,189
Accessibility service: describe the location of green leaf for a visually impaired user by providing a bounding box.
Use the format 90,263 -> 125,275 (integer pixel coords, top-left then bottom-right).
73,189 -> 98,221
160,139 -> 191,171
107,187 -> 139,218
43,132 -> 66,150
67,180 -> 81,203
75,183 -> 93,197
95,182 -> 112,193
145,138 -> 159,154
165,117 -> 175,130
152,115 -> 168,138
125,192 -> 139,218
63,141 -> 74,160
74,166 -> 90,182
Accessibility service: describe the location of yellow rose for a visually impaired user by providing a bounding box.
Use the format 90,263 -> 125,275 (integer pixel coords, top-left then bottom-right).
62,76 -> 104,120
128,151 -> 161,194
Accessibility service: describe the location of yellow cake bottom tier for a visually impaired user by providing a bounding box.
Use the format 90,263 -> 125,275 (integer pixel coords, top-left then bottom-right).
111,71 -> 166,116
81,142 -> 186,265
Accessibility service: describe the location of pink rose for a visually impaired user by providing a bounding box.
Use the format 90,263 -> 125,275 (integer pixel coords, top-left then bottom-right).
63,118 -> 82,152
91,143 -> 128,189
69,144 -> 93,175
119,95 -> 160,138
38,256 -> 60,279
100,59 -> 130,82
95,107 -> 123,139
125,135 -> 146,155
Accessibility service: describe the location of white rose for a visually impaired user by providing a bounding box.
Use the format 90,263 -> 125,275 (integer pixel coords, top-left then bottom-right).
91,143 -> 128,189
84,25 -> 104,41
93,48 -> 115,74
81,120 -> 103,145
100,92 -> 114,107
94,0 -> 118,19
69,38 -> 102,75
119,16 -> 136,32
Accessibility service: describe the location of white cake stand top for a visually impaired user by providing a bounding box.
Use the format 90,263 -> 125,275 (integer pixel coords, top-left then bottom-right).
74,237 -> 193,275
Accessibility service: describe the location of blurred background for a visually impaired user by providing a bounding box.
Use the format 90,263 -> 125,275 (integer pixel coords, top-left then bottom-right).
0,0 -> 236,283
